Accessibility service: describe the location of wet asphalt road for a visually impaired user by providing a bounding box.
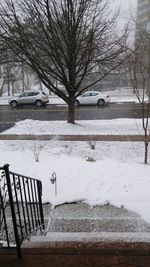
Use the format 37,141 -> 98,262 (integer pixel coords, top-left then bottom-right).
0,102 -> 144,133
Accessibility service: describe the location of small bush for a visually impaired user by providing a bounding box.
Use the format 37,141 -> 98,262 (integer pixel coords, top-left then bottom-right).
88,140 -> 96,150
86,156 -> 96,162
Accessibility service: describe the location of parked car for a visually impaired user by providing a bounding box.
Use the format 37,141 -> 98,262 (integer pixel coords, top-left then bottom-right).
75,91 -> 110,106
8,90 -> 49,107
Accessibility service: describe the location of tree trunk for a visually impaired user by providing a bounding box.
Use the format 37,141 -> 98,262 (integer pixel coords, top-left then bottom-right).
68,101 -> 75,124
22,61 -> 25,92
0,79 -> 5,96
12,80 -> 14,96
7,63 -> 10,96
144,125 -> 149,164
144,141 -> 149,164
39,80 -> 43,91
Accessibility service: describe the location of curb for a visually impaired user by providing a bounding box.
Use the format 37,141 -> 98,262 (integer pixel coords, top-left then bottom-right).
0,134 -> 145,141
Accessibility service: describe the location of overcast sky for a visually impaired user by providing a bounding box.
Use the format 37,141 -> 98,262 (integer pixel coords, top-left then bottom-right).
115,0 -> 137,17
112,0 -> 137,29
118,0 -> 137,9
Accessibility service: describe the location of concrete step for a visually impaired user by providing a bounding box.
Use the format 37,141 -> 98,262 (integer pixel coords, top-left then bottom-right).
43,203 -> 150,233
48,217 -> 150,232
30,232 -> 150,244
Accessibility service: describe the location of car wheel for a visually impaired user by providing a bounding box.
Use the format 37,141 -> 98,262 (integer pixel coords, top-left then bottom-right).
75,100 -> 80,107
35,100 -> 43,107
10,100 -> 18,108
97,99 -> 105,106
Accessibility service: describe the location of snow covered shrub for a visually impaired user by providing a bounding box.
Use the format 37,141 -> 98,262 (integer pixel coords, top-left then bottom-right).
88,140 -> 96,150
63,143 -> 73,154
86,156 -> 96,162
33,142 -> 44,162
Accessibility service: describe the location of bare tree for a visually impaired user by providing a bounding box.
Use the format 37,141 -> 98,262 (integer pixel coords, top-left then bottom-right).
0,41 -> 21,96
0,0 -> 127,123
125,27 -> 150,163
0,71 -> 6,96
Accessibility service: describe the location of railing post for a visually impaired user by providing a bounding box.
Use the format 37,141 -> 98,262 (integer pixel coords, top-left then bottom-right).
1,165 -> 45,256
37,180 -> 45,231
4,164 -> 21,258
0,189 -> 10,247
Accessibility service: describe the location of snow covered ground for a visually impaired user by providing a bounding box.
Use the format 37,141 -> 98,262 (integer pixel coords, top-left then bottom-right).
1,118 -> 143,135
1,118 -> 150,225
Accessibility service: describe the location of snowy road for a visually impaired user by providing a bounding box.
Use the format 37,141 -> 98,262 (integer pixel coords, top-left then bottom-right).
0,103 -> 143,127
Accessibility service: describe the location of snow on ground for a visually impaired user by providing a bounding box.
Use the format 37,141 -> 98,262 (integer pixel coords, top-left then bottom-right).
1,118 -> 150,224
2,118 -> 143,135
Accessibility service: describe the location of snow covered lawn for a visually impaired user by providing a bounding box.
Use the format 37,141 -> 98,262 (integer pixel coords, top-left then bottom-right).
1,118 -> 150,224
2,118 -> 144,135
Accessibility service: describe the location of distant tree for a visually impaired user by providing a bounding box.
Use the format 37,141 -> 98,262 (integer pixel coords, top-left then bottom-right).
125,26 -> 150,163
0,74 -> 6,96
0,41 -> 20,95
0,62 -> 18,96
0,0 -> 128,123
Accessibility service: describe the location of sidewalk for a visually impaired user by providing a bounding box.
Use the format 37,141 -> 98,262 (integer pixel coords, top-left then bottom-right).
0,133 -> 145,141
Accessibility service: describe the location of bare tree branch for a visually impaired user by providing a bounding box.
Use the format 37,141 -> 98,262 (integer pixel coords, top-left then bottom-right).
0,0 -> 128,123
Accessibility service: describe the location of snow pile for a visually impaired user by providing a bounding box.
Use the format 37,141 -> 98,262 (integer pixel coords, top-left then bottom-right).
1,118 -> 143,135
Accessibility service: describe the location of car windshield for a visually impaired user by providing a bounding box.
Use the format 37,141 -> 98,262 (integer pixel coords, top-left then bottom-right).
41,91 -> 47,95
91,92 -> 99,96
19,93 -> 27,97
82,93 -> 90,97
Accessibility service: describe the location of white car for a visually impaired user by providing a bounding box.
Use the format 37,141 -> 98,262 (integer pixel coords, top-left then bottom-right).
8,90 -> 49,108
75,91 -> 110,106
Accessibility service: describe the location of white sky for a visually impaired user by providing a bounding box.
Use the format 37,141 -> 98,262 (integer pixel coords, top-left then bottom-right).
112,0 -> 137,29
114,0 -> 137,12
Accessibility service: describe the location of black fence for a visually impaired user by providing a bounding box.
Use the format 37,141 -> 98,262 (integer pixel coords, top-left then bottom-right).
0,164 -> 45,258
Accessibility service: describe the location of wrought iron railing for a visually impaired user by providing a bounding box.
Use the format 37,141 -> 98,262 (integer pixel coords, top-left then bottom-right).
0,164 -> 45,258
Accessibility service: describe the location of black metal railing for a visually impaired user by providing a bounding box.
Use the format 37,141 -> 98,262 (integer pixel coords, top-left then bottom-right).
0,164 -> 45,258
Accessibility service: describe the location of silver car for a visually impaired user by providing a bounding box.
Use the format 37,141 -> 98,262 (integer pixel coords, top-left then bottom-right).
75,91 -> 110,106
9,90 -> 49,107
